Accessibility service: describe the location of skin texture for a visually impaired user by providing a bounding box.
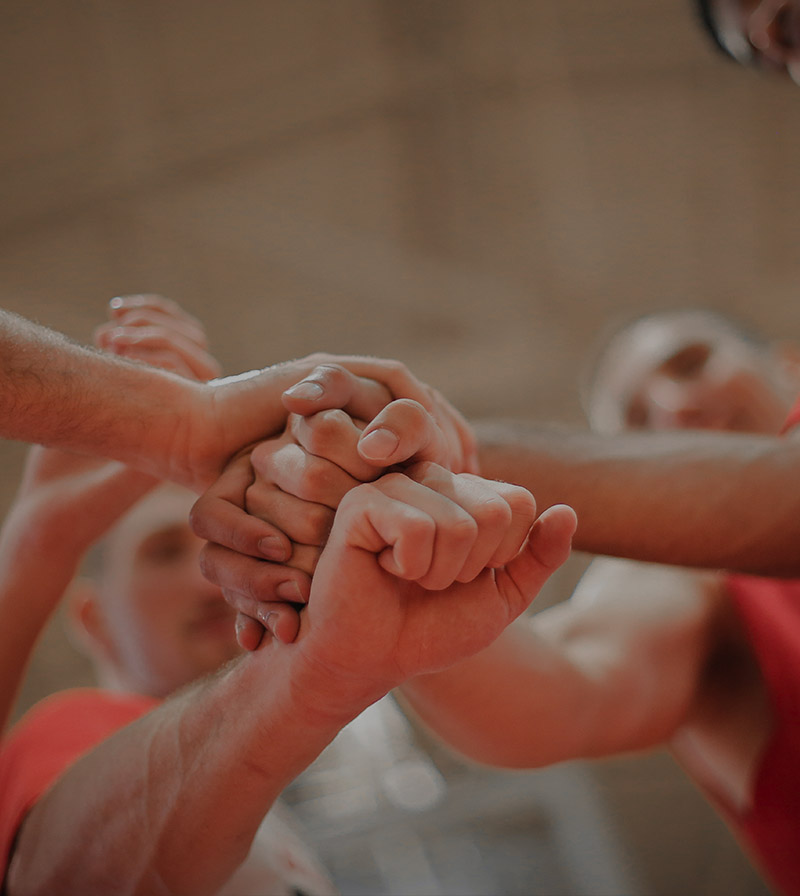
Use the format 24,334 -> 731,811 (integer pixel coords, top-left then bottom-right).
219,311 -> 789,829
193,389 -> 481,646
5,465 -> 574,896
0,295 -> 220,734
476,420 -> 800,576
0,304 -> 476,495
2,297 -> 570,893
403,312 -> 787,818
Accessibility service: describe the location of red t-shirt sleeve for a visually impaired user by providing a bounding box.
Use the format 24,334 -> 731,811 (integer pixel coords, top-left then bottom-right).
0,689 -> 156,876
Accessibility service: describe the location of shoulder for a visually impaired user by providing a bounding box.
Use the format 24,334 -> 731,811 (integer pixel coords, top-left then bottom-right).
0,689 -> 157,877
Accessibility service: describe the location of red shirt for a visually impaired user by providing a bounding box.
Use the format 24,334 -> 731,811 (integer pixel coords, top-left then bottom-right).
721,393 -> 800,895
0,688 -> 156,875
725,574 -> 800,895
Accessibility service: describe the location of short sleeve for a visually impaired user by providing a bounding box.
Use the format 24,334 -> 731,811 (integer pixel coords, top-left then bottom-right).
0,689 -> 156,876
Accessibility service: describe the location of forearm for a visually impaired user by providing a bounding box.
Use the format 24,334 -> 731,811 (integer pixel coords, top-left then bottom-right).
477,419 -> 800,575
400,623 -> 604,769
0,556 -> 80,734
0,458 -> 160,732
0,311 -> 203,484
402,560 -> 718,769
6,644 -> 353,896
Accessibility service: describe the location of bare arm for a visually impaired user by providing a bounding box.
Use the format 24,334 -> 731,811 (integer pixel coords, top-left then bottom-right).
6,647 -> 336,896
401,558 -> 725,768
477,419 -> 800,576
0,308 -> 203,476
0,297 -> 221,733
0,306 -> 462,492
6,466 -> 572,895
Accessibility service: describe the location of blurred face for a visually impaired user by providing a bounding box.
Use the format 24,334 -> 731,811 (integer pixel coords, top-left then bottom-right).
711,0 -> 800,82
96,486 -> 240,698
588,312 -> 792,435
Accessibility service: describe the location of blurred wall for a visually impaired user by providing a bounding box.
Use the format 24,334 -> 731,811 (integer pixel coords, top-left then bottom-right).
1,1 -> 793,893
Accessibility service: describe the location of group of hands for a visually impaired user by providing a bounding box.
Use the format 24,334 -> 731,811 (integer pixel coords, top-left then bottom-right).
16,295 -> 576,707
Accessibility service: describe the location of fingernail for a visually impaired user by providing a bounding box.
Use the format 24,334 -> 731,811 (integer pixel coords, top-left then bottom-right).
277,580 -> 304,602
359,427 -> 399,460
109,296 -> 124,310
259,536 -> 288,561
256,608 -> 277,628
284,381 -> 324,401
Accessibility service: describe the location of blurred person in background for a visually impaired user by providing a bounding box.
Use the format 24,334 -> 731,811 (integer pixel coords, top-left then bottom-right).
584,307 -> 799,435
693,0 -> 800,83
234,308 -> 800,894
1,299 -> 572,895
0,297 -> 334,894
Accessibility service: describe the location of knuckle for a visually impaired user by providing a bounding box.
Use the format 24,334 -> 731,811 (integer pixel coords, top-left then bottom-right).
504,485 -> 537,518
300,456 -> 336,497
475,493 -> 513,529
304,411 -> 351,454
450,512 -> 479,543
406,461 -> 441,483
250,441 -> 278,475
298,503 -> 334,543
379,470 -> 409,490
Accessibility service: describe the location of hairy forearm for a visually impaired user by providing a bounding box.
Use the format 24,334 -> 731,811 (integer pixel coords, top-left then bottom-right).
6,644 -> 352,896
0,311 -> 202,483
477,419 -> 800,575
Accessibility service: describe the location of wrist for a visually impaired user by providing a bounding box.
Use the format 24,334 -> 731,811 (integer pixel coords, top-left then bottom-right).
237,639 -> 382,750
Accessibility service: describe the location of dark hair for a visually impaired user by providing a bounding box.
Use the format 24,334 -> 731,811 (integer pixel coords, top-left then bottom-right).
691,0 -> 737,59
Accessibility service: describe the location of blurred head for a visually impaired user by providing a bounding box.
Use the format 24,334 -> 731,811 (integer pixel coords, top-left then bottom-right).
69,484 -> 240,698
695,0 -> 800,82
585,309 -> 799,435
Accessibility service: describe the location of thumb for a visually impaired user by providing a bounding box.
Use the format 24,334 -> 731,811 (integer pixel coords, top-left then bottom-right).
496,504 -> 577,618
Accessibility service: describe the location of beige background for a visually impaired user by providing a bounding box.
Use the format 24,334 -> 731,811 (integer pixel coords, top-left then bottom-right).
2,1 -> 795,892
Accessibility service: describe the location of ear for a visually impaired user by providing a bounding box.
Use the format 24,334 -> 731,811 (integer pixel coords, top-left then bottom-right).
65,577 -> 118,664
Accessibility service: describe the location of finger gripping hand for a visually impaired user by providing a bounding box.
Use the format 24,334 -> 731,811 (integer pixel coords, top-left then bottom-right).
335,480 -> 437,582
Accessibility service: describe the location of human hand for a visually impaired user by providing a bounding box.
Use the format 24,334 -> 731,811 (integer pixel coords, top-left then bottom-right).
197,395 -> 477,647
285,464 -> 576,719
191,362 -> 477,639
94,293 -> 222,381
184,356 -> 477,492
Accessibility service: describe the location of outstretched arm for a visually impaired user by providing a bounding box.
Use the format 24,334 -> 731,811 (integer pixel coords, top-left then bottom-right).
0,304 -> 473,493
0,296 -> 222,734
5,466 -> 572,895
476,419 -> 800,576
401,558 -> 727,768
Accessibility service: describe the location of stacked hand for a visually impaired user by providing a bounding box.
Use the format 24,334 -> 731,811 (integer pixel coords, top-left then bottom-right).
195,380 -> 576,675
289,462 -> 576,714
192,367 -> 481,645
